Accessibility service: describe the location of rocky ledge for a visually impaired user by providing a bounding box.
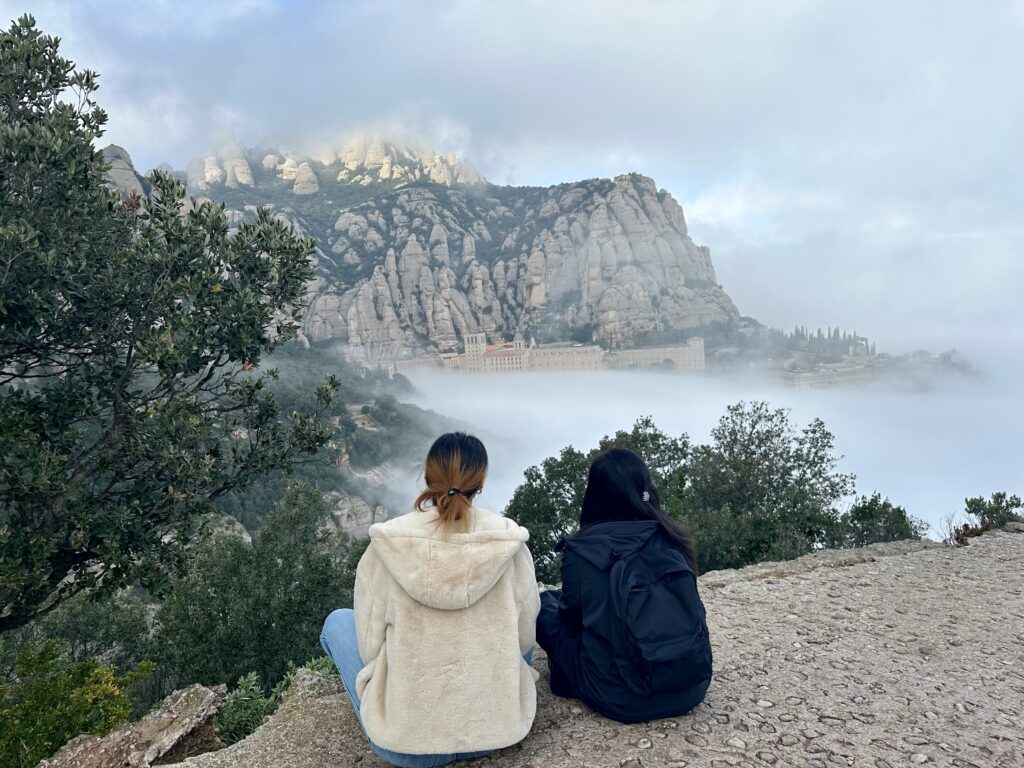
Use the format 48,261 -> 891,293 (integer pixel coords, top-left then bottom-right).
57,531 -> 1024,767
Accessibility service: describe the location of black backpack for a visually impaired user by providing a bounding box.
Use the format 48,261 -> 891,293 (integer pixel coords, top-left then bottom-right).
606,535 -> 713,694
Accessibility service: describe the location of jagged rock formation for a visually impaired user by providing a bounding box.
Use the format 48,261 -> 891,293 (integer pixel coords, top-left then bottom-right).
106,136 -> 741,352
331,134 -> 484,186
42,683 -> 226,768
160,531 -> 1024,768
186,142 -> 255,191
309,174 -> 737,352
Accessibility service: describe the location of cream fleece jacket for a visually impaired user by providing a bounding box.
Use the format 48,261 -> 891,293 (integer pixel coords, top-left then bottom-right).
353,506 -> 541,755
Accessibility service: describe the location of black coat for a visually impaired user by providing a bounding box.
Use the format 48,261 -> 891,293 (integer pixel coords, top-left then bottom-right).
536,520 -> 711,723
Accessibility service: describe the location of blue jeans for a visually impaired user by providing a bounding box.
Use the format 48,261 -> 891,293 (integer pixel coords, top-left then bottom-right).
320,609 -> 533,768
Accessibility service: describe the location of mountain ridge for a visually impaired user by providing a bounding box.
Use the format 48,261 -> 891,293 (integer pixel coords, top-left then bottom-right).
103,137 -> 741,354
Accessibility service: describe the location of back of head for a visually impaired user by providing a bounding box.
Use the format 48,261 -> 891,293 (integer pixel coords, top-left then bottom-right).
415,432 -> 488,534
581,447 -> 698,572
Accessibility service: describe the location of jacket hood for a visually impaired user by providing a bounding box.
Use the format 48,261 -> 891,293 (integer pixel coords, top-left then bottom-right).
367,508 -> 530,610
564,520 -> 660,571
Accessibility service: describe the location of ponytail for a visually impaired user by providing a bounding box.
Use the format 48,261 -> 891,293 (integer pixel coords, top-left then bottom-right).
414,433 -> 488,535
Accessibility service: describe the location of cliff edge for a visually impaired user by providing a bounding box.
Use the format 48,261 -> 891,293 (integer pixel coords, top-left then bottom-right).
54,532 -> 1023,767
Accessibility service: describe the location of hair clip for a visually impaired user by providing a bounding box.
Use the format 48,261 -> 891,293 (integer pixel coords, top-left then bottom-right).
642,491 -> 650,502
447,487 -> 461,496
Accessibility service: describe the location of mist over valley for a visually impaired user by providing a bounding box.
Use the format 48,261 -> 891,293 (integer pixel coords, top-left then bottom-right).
397,361 -> 1019,538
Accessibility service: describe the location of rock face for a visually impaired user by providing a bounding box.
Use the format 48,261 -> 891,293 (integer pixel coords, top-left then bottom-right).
42,683 -> 226,768
165,532 -> 1024,768
323,490 -> 388,538
290,162 -> 320,195
101,145 -> 149,197
186,143 -> 255,191
307,173 -> 738,351
130,135 -> 741,351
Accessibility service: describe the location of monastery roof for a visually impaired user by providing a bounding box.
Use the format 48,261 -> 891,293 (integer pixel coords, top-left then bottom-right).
483,346 -> 529,358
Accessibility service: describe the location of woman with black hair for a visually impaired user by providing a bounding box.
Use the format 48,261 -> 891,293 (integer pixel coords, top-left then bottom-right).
536,447 -> 713,723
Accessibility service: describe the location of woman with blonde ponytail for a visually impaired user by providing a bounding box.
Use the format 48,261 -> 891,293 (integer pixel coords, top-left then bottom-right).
320,433 -> 540,767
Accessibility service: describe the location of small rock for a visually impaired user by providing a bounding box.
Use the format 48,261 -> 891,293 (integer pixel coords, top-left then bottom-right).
757,699 -> 775,708
910,754 -> 929,764
727,737 -> 747,749
636,738 -> 653,749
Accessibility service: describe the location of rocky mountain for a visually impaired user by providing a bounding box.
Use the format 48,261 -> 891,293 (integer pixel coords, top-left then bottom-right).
104,136 -> 740,354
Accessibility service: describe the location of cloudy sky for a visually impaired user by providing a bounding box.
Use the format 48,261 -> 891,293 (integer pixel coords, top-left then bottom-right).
7,0 -> 1023,357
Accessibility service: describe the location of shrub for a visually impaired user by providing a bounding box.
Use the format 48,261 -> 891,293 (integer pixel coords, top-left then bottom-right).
216,656 -> 335,745
943,491 -> 1021,546
0,641 -> 151,768
152,485 -> 361,693
829,493 -> 929,548
215,672 -> 283,746
303,655 -> 338,677
964,492 -> 1023,528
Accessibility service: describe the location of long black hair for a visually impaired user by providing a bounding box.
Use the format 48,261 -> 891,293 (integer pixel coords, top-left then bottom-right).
580,447 -> 698,572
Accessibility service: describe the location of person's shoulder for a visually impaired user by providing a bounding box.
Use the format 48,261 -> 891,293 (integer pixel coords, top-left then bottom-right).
368,508 -> 436,539
471,507 -> 529,537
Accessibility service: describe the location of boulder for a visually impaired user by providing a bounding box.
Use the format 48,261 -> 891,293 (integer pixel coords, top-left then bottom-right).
101,145 -> 147,197
42,684 -> 226,768
291,162 -> 320,195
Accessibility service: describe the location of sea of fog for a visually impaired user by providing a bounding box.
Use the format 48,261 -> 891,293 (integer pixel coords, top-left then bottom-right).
400,360 -> 1023,538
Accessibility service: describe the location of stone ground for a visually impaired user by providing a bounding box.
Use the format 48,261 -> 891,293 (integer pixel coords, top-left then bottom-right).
169,532 -> 1024,768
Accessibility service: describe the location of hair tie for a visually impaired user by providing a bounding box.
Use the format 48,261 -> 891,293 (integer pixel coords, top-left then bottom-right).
642,491 -> 650,502
447,487 -> 461,497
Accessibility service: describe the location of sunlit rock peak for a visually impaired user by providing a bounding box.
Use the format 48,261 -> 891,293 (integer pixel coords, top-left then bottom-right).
327,133 -> 485,187
182,134 -> 484,194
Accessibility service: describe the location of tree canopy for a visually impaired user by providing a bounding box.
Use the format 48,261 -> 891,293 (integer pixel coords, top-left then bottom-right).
0,15 -> 335,632
508,403 -> 929,579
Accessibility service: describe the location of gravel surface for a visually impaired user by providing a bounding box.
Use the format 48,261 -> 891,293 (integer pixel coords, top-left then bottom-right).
171,532 -> 1024,768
